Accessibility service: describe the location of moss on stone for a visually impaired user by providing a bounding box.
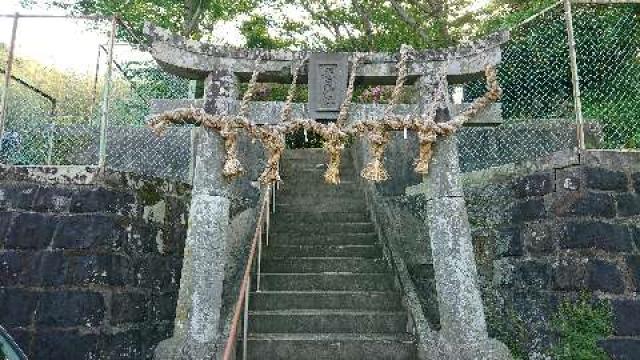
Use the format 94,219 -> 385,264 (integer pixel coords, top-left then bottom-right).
550,293 -> 613,360
137,182 -> 164,206
484,293 -> 529,360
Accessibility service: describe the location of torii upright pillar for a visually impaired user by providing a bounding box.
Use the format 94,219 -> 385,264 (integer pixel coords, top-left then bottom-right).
154,70 -> 237,360
418,69 -> 512,360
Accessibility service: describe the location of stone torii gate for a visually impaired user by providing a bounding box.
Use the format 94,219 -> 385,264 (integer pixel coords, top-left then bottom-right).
145,23 -> 512,360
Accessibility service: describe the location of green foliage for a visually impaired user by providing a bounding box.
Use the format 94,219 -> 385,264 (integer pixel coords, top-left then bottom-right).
285,128 -> 324,149
237,83 -> 308,103
241,16 -> 294,49
274,0 -> 476,51
478,0 -> 559,35
573,4 -> 640,148
43,0 -> 255,40
109,61 -> 190,125
484,293 -> 529,360
550,293 -> 613,360
137,181 -> 163,205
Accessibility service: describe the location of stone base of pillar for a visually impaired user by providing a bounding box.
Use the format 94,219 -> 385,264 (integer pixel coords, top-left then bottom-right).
425,336 -> 512,360
154,336 -> 223,360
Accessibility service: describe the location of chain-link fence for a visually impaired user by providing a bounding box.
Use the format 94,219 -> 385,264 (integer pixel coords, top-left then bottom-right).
0,14 -> 192,181
0,3 -> 638,180
459,3 -> 578,172
573,2 -> 640,149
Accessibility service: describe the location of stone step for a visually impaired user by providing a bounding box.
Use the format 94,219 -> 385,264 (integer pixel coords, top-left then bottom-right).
258,273 -> 395,291
277,178 -> 360,190
273,211 -> 370,224
261,258 -> 388,273
248,310 -> 408,334
250,291 -> 403,311
280,168 -> 358,181
281,165 -> 358,177
275,192 -> 366,205
264,245 -> 382,259
277,180 -> 360,193
277,201 -> 367,213
245,333 -> 416,360
278,178 -> 360,190
268,233 -> 378,246
271,222 -> 374,234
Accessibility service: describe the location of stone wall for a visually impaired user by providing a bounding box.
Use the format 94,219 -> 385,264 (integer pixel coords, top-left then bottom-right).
354,144 -> 640,359
0,166 -> 191,359
467,150 -> 640,359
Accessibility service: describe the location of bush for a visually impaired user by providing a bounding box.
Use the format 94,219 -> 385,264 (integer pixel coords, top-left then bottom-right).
550,293 -> 613,360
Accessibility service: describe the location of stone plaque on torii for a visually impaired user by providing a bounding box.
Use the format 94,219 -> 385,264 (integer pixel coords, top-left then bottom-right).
145,23 -> 512,360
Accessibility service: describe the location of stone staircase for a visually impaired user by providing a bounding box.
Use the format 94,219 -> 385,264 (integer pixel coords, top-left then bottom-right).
245,148 -> 417,360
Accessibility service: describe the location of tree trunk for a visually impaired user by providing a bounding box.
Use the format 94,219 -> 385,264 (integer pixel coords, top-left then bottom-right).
183,0 -> 205,37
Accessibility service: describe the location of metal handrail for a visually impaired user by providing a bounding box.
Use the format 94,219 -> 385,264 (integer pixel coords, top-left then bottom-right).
222,183 -> 273,360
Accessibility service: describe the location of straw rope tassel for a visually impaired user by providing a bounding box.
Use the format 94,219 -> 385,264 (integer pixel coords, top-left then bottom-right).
259,129 -> 285,184
326,54 -> 362,184
323,123 -> 346,185
220,122 -> 244,178
360,124 -> 390,182
148,56 -> 502,185
281,57 -> 308,123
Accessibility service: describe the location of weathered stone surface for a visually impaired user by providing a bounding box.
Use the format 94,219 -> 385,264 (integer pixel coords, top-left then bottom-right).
587,259 -> 624,294
32,330 -> 100,360
515,260 -> 553,290
145,22 -> 508,82
25,251 -> 66,286
134,255 -> 182,290
584,167 -> 628,191
0,211 -> 14,246
552,257 -> 587,291
511,199 -> 546,223
151,291 -> 179,322
106,328 -> 151,359
32,186 -> 74,212
522,222 -> 555,256
111,292 -> 149,324
0,288 -> 38,327
616,193 -> 640,217
556,168 -> 581,192
552,192 -> 615,218
70,187 -> 134,214
627,255 -> 640,292
512,173 -> 553,198
424,163 -> 487,342
599,338 -> 640,360
0,165 -> 190,359
493,226 -> 523,257
413,73 -> 512,359
0,251 -> 24,286
156,74 -> 244,360
0,183 -> 38,210
5,212 -> 56,249
308,53 -> 349,120
356,146 -> 639,360
53,214 -> 125,250
563,221 -> 632,252
611,300 -> 640,336
65,255 -> 131,286
36,291 -> 105,327
632,172 -> 640,192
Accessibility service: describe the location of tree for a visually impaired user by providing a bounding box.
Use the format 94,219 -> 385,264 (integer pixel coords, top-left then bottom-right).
268,0 -> 477,51
39,0 -> 254,40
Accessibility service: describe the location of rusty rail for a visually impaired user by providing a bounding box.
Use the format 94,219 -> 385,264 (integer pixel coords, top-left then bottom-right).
222,184 -> 273,360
